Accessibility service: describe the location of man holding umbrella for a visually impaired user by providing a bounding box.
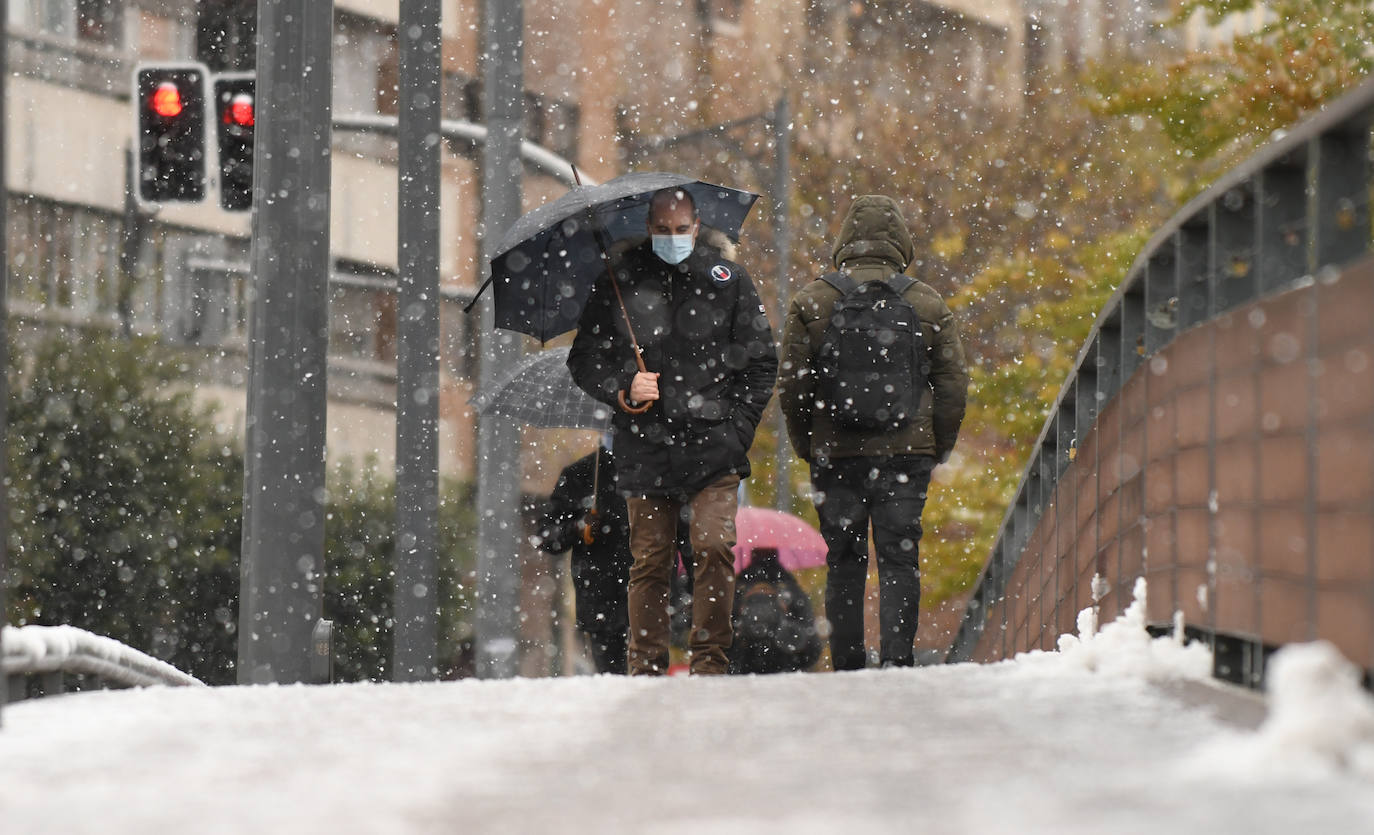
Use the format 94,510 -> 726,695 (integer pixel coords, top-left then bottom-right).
569,187 -> 777,676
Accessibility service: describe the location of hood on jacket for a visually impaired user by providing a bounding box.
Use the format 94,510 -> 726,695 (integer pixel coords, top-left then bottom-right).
608,225 -> 738,262
831,195 -> 914,271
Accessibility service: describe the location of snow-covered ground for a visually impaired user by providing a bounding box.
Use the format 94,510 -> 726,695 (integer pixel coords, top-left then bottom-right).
3,586 -> 1373,834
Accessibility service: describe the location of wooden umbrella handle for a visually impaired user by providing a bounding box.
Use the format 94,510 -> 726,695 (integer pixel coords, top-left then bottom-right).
606,252 -> 653,415
573,163 -> 653,416
581,508 -> 598,545
619,390 -> 652,415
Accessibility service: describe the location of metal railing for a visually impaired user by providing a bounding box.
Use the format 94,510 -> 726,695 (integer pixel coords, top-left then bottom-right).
3,625 -> 204,701
947,75 -> 1374,663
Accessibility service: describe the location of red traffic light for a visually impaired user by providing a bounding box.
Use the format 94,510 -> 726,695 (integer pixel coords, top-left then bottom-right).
150,81 -> 184,118
225,93 -> 254,127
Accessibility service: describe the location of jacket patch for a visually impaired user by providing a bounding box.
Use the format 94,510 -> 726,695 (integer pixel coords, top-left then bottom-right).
711,265 -> 734,284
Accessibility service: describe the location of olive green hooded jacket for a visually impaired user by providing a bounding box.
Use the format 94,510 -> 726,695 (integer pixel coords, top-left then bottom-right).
778,195 -> 968,464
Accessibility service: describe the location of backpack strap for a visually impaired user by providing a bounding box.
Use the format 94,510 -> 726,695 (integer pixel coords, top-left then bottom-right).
884,273 -> 931,371
884,273 -> 917,295
819,271 -> 857,295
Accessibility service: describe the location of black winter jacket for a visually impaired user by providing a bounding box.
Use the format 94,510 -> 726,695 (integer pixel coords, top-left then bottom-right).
568,236 -> 777,497
535,448 -> 631,634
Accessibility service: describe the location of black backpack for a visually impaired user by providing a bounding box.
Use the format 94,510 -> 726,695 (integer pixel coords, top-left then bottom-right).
815,272 -> 926,432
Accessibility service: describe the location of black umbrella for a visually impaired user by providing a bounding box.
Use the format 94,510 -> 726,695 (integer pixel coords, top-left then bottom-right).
466,171 -> 760,343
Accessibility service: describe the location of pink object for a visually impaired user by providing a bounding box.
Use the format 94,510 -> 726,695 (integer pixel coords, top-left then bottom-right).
731,506 -> 827,573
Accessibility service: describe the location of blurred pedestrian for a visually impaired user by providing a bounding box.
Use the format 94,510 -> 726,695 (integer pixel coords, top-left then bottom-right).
536,440 -> 631,674
778,195 -> 968,669
729,548 -> 821,675
568,186 -> 777,675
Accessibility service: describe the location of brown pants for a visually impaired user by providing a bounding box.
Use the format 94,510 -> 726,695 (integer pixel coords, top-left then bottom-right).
625,476 -> 740,675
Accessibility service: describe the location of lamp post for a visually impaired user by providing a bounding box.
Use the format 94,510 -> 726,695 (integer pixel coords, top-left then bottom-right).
392,0 -> 443,683
474,0 -> 525,679
237,0 -> 334,685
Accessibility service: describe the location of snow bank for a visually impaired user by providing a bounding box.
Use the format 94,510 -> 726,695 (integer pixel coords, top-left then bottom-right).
1010,576 -> 1213,682
999,576 -> 1374,787
1189,641 -> 1374,782
2,624 -> 203,688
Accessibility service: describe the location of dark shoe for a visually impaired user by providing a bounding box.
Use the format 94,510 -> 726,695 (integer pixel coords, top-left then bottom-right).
689,665 -> 726,676
628,653 -> 670,676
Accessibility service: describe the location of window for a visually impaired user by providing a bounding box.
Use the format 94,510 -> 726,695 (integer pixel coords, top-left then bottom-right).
334,13 -> 390,115
376,38 -> 399,116
76,0 -> 121,46
7,198 -> 122,316
442,297 -> 475,381
710,0 -> 743,25
524,91 -> 581,161
459,77 -> 482,123
541,98 -> 581,162
805,0 -> 832,32
329,269 -> 398,363
443,72 -> 478,122
181,257 -> 250,346
10,0 -> 125,46
196,0 -> 256,72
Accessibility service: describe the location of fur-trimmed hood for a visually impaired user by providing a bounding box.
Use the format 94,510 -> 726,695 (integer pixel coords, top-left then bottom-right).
607,226 -> 738,262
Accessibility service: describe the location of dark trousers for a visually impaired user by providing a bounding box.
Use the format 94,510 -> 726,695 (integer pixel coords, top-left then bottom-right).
586,627 -> 628,675
811,455 -> 935,670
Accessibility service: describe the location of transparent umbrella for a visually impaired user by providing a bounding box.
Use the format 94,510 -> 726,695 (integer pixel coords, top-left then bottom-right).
468,346 -> 611,430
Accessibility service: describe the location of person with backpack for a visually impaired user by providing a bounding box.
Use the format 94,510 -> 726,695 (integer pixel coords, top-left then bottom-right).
729,548 -> 822,675
778,195 -> 968,670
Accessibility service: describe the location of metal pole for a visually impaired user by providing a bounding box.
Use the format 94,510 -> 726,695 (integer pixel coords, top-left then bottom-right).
119,150 -> 141,339
392,0 -> 442,682
330,115 -> 585,186
772,93 -> 792,513
238,0 -> 334,685
475,0 -> 525,678
1,0 -> 9,727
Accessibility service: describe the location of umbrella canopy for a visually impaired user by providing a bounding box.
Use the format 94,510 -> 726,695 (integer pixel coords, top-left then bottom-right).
484,172 -> 760,342
469,347 -> 611,430
731,506 -> 827,574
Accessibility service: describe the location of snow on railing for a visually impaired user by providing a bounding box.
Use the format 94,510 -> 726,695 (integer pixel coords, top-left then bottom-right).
3,625 -> 204,690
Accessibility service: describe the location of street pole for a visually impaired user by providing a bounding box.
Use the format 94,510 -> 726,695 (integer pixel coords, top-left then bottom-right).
238,0 -> 334,685
772,93 -> 792,513
1,0 -> 9,728
392,0 -> 442,682
475,0 -> 525,678
119,150 -> 143,339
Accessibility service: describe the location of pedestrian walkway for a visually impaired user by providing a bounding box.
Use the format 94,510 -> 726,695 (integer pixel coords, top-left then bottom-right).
3,614 -> 1372,834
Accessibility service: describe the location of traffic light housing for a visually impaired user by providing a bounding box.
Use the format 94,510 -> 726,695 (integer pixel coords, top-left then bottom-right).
135,65 -> 208,203
214,74 -> 256,211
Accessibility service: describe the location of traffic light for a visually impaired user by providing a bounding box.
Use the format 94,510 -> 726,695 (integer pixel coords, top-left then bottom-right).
135,65 -> 208,203
214,74 -> 256,212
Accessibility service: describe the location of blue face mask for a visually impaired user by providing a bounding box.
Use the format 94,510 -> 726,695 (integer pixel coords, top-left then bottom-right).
651,233 -> 695,265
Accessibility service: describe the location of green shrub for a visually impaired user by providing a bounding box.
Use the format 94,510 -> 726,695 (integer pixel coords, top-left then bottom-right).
6,332 -> 475,684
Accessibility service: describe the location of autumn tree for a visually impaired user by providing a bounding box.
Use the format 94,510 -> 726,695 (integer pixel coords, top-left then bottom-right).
1094,0 -> 1374,169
